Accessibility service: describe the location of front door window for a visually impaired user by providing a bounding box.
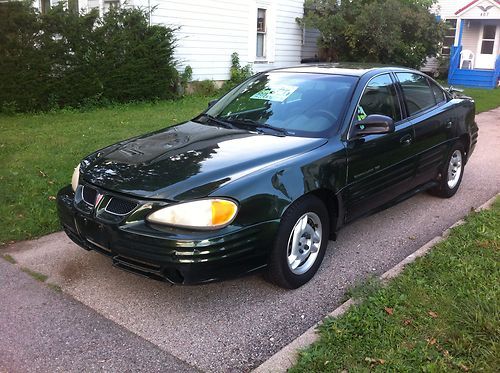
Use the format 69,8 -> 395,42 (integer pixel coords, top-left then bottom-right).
476,24 -> 499,69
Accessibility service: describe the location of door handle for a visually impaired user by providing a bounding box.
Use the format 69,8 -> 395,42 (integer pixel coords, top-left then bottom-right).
445,120 -> 453,129
400,134 -> 413,146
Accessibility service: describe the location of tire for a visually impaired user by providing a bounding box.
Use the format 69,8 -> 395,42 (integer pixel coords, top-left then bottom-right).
428,142 -> 465,198
266,195 -> 330,289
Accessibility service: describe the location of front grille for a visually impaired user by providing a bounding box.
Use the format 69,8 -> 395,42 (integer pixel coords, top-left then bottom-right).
82,186 -> 97,206
105,197 -> 138,215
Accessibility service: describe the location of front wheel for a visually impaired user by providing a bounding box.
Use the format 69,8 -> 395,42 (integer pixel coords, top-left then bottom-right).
429,142 -> 465,198
266,195 -> 330,289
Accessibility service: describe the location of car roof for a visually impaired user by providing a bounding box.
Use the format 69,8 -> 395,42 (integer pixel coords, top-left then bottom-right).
270,63 -> 417,77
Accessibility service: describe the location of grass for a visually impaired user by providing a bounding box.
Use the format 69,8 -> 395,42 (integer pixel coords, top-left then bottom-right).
21,267 -> 49,282
46,283 -> 62,293
462,88 -> 500,114
0,95 -> 214,244
291,199 -> 500,372
2,251 -> 63,292
2,254 -> 17,264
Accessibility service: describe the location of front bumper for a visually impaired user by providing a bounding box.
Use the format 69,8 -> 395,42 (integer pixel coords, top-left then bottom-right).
57,185 -> 278,284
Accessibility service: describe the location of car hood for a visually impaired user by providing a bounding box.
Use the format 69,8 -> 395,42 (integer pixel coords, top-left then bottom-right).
81,121 -> 327,200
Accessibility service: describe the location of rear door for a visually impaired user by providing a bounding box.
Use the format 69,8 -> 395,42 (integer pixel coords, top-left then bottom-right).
395,72 -> 454,187
344,73 -> 417,221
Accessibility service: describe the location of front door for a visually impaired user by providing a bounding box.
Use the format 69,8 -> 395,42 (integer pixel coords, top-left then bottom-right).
476,24 -> 500,69
344,73 -> 417,222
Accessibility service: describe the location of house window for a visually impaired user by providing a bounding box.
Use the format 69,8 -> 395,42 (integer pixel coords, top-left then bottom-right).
480,25 -> 497,54
40,0 -> 51,14
68,0 -> 78,13
104,0 -> 120,11
256,8 -> 266,58
441,19 -> 457,56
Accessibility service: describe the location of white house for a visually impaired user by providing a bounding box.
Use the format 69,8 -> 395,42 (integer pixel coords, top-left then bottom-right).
31,0 -> 318,81
428,0 -> 500,88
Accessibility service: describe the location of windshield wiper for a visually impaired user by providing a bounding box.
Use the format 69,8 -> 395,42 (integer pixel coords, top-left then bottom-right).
221,117 -> 288,137
195,113 -> 236,129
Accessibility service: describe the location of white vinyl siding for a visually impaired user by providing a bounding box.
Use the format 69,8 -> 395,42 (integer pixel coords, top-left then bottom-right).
258,0 -> 304,72
301,28 -> 320,60
136,0 -> 310,80
148,0 -> 251,81
30,0 -> 317,81
461,20 -> 483,52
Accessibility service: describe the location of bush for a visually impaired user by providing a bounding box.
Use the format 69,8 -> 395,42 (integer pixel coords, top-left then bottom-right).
179,65 -> 193,94
0,1 -> 178,112
221,52 -> 252,92
190,80 -> 218,96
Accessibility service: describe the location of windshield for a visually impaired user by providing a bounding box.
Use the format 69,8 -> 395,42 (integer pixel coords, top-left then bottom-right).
205,72 -> 358,138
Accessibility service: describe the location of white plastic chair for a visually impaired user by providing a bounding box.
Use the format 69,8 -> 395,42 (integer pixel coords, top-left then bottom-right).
460,50 -> 474,69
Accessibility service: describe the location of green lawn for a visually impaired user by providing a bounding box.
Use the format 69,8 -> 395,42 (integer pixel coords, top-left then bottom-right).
462,87 -> 500,114
0,96 -> 213,244
292,199 -> 499,372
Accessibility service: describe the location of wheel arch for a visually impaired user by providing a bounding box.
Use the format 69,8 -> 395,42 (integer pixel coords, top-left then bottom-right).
459,133 -> 471,165
281,188 -> 343,240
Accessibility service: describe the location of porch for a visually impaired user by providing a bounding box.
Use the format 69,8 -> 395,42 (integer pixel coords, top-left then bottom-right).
447,2 -> 500,89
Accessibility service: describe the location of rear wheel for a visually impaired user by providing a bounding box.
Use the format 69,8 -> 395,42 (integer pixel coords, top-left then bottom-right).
266,195 -> 330,289
429,142 -> 465,198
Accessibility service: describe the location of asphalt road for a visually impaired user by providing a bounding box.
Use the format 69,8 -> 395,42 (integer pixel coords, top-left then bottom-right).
0,260 -> 198,372
2,108 -> 499,372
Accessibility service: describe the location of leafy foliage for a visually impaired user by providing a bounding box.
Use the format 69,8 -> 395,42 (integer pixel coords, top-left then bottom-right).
299,0 -> 444,68
0,1 -> 178,112
222,52 -> 253,92
179,65 -> 193,94
190,80 -> 219,96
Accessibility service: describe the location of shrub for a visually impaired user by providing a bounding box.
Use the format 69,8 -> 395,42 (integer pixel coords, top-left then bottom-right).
0,2 -> 178,112
190,80 -> 218,96
179,65 -> 193,94
221,52 -> 252,92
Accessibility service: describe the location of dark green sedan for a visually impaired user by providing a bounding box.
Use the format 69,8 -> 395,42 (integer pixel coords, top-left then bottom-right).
57,65 -> 478,289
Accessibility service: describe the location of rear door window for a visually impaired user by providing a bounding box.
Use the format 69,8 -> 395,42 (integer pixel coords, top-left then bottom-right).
396,73 -> 436,116
428,79 -> 447,104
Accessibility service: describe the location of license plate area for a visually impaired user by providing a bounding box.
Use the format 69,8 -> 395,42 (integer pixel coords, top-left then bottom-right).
75,215 -> 111,254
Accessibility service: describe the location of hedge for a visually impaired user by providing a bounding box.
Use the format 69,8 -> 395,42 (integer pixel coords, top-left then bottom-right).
0,1 -> 178,112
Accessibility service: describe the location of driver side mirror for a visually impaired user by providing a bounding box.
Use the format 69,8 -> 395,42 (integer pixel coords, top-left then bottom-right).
208,99 -> 218,108
352,114 -> 394,137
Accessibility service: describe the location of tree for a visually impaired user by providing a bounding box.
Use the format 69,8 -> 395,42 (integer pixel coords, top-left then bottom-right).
298,0 -> 444,68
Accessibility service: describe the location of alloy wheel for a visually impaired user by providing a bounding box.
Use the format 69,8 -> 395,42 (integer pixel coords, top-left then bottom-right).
447,149 -> 462,189
286,212 -> 322,275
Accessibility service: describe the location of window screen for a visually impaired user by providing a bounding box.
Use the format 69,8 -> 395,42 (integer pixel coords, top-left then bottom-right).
396,73 -> 436,116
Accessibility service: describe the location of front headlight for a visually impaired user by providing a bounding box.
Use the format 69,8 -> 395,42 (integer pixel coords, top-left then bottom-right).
71,163 -> 80,192
146,199 -> 238,229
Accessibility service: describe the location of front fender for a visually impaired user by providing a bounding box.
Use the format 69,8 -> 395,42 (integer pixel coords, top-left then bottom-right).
211,140 -> 347,227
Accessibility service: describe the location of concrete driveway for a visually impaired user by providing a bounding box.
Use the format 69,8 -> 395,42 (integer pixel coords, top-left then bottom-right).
2,108 -> 499,372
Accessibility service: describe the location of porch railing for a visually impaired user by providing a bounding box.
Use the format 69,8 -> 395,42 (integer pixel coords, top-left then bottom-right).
448,45 -> 499,89
448,45 -> 462,82
494,55 -> 500,88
